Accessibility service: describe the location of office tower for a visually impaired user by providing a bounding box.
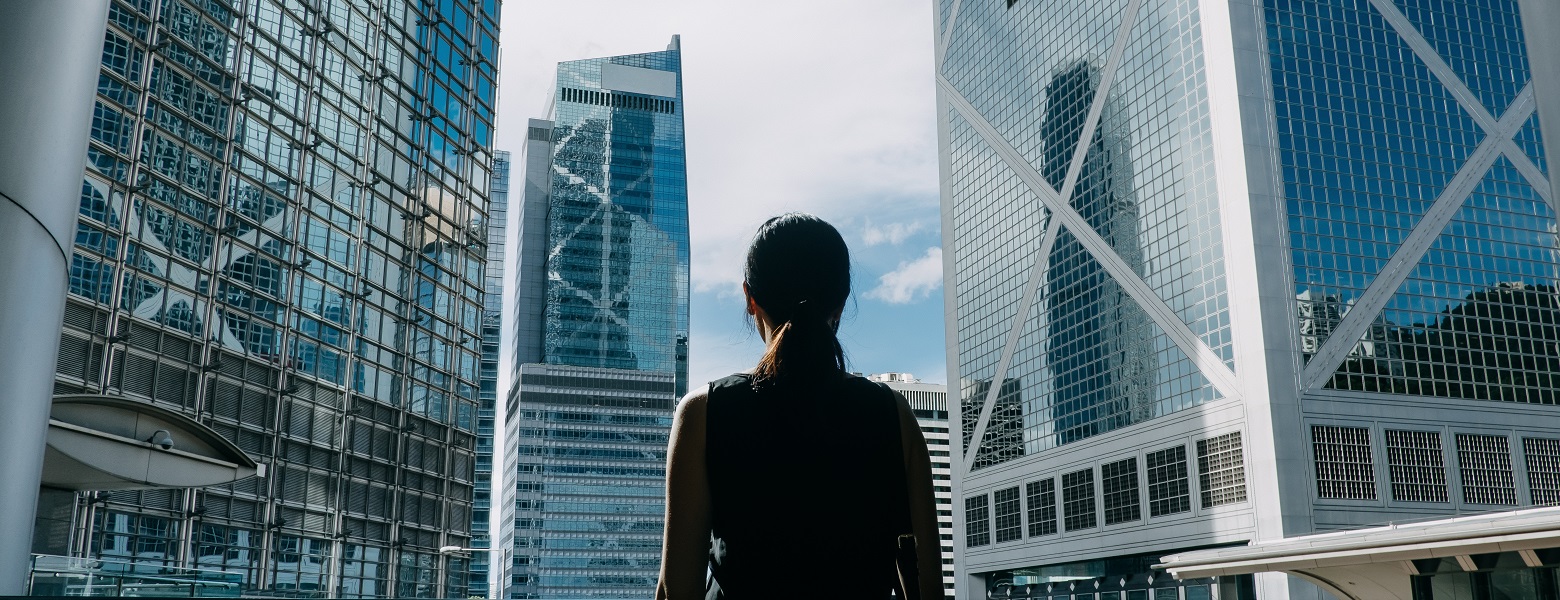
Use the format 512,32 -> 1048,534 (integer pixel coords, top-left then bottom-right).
868,373 -> 957,599
52,0 -> 501,596
937,0 -> 1559,598
507,37 -> 688,599
471,150 -> 513,599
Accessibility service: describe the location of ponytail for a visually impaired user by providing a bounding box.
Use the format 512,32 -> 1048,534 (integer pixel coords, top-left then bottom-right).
743,213 -> 852,386
752,311 -> 847,385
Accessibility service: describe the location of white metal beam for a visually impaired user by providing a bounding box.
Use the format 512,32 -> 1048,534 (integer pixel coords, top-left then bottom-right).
1299,0 -> 1554,390
936,0 -> 963,68
1501,138 -> 1555,210
1516,0 -> 1560,211
943,74 -> 1246,457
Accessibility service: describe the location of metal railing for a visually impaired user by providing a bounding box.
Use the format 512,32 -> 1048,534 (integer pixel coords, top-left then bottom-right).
27,554 -> 243,597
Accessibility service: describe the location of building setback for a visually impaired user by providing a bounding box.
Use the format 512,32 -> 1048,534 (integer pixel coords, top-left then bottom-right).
869,373 -> 958,599
936,0 -> 1559,598
506,37 -> 689,599
45,0 -> 502,596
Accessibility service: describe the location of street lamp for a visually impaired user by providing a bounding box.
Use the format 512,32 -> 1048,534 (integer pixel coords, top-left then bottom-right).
437,546 -> 484,600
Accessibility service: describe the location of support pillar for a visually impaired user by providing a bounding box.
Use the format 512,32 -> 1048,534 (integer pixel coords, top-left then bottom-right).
1519,0 -> 1560,200
0,0 -> 111,593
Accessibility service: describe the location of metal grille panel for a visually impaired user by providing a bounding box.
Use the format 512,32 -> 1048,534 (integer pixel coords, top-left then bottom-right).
1313,425 -> 1376,500
1062,468 -> 1096,531
1524,437 -> 1560,506
1197,432 -> 1247,507
1384,429 -> 1448,503
1456,433 -> 1516,505
993,486 -> 1022,543
1102,457 -> 1141,524
964,494 -> 990,547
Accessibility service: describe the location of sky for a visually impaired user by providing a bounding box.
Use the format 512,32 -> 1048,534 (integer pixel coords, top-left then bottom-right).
494,0 -> 950,386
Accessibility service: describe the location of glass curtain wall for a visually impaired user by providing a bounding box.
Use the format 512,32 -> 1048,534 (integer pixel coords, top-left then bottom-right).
65,0 -> 501,596
470,149 -> 511,598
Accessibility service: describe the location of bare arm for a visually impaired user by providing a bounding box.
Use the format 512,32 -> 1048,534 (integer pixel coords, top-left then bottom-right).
894,391 -> 944,600
656,386 -> 712,600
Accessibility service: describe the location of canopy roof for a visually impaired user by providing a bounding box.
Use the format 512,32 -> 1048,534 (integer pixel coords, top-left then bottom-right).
43,394 -> 259,491
1158,507 -> 1560,599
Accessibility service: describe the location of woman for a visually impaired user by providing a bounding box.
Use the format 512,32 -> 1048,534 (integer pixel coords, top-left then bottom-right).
657,213 -> 942,599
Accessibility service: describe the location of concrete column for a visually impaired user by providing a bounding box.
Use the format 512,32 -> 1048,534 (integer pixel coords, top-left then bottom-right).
0,0 -> 110,594
1519,0 -> 1560,203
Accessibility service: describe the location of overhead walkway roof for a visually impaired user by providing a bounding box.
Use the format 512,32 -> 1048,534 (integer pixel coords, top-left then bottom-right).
1158,507 -> 1560,599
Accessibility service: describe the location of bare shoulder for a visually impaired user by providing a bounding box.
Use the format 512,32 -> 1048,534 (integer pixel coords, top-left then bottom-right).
674,384 -> 710,423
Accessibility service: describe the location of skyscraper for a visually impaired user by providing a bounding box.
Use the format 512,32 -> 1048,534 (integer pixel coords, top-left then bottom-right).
507,37 -> 689,599
937,0 -> 1558,598
50,0 -> 501,596
472,150 -> 514,599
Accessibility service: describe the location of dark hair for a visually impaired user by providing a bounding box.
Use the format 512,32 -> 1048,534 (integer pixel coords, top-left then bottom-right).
744,213 -> 851,385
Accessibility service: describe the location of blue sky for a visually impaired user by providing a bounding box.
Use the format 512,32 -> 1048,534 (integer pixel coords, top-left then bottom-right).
496,0 -> 949,385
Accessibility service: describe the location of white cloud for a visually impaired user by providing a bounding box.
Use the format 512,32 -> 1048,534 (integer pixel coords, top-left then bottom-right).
496,0 -> 940,294
861,219 -> 927,246
867,247 -> 943,304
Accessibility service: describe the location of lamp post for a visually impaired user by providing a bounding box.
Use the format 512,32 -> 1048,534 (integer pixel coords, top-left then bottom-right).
436,548 -> 489,598
437,546 -> 483,599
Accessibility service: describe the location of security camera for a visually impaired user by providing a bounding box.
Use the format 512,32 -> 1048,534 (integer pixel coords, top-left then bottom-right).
147,430 -> 174,450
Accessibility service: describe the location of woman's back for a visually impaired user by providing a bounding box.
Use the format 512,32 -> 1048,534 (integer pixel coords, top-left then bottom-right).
704,374 -> 909,598
656,214 -> 940,600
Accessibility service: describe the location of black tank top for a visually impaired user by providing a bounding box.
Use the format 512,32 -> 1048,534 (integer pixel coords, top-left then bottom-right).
704,374 -> 910,599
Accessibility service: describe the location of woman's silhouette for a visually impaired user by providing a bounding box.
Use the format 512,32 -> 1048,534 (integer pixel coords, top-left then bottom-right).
657,213 -> 941,599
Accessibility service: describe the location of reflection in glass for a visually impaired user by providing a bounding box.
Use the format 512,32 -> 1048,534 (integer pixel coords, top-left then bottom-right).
947,0 -> 1227,472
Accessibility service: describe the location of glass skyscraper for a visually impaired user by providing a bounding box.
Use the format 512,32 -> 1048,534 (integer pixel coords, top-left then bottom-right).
506,37 -> 688,599
939,0 -> 1557,597
471,150 -> 513,599
54,0 -> 500,596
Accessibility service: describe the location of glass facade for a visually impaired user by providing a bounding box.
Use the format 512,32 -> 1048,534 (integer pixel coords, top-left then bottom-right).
506,39 -> 687,599
943,0 -> 1229,471
508,366 -> 673,599
978,553 -> 1254,600
1269,0 -> 1557,403
65,0 -> 500,596
941,0 -> 1555,593
470,150 -> 511,598
543,44 -> 690,397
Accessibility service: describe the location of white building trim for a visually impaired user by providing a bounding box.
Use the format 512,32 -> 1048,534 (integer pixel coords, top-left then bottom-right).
935,0 -> 963,68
